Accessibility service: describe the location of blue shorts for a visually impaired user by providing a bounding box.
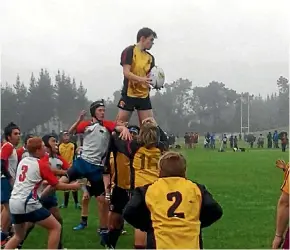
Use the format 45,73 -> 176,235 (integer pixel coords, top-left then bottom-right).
11,207 -> 51,224
1,177 -> 12,204
67,158 -> 103,183
40,193 -> 58,210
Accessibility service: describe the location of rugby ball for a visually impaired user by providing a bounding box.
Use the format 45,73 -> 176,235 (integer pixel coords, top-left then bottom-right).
149,66 -> 165,89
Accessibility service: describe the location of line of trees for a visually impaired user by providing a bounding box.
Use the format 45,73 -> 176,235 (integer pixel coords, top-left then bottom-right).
1,69 -> 289,134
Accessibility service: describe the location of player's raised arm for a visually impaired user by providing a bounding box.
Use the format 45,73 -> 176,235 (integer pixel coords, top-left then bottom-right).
123,185 -> 151,232
68,110 -> 87,134
197,184 -> 223,228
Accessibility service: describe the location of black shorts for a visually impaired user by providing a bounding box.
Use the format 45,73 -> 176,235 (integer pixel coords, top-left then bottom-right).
86,179 -> 105,197
117,95 -> 152,112
109,186 -> 130,214
11,208 -> 51,225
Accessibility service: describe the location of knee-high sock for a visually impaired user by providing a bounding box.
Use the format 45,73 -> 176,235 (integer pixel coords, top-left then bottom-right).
64,192 -> 70,207
108,229 -> 122,248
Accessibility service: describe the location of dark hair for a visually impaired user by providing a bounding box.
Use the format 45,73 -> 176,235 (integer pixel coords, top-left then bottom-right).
42,134 -> 56,148
4,122 -> 20,141
137,27 -> 157,42
24,134 -> 34,146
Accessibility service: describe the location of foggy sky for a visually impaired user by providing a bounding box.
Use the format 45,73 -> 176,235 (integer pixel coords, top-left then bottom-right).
1,0 -> 289,100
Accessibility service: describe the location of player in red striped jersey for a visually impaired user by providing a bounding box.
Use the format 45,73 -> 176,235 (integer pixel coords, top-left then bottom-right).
1,122 -> 20,245
4,137 -> 80,249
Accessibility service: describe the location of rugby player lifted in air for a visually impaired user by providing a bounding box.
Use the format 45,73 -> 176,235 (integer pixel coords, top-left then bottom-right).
116,27 -> 157,125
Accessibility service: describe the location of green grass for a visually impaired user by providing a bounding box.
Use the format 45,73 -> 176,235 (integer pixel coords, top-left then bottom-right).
23,147 -> 288,249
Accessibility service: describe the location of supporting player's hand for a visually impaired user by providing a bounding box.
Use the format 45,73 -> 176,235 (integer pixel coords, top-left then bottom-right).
276,159 -> 286,171
272,235 -> 283,249
142,117 -> 157,126
83,191 -> 90,200
78,110 -> 86,122
116,120 -> 128,127
119,127 -> 132,141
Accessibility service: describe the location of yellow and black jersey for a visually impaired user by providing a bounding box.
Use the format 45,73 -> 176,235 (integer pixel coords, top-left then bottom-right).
281,167 -> 289,195
109,148 -> 131,190
58,142 -> 76,167
123,177 -> 223,249
113,126 -> 168,188
120,45 -> 155,98
109,152 -> 116,186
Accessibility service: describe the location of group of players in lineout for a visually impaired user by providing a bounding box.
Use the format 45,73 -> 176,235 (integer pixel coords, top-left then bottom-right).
2,27 -> 287,249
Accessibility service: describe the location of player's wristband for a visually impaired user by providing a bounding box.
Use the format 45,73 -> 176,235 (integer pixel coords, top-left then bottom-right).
105,192 -> 111,201
275,234 -> 283,238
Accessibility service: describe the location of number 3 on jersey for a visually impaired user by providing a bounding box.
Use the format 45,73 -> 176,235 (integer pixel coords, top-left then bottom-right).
19,165 -> 28,182
167,191 -> 185,218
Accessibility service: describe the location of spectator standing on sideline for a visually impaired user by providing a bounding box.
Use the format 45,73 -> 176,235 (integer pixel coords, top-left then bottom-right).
233,136 -> 238,149
257,134 -> 264,148
281,133 -> 288,152
267,132 -> 273,148
273,130 -> 279,148
184,132 -> 190,149
222,134 -> 227,149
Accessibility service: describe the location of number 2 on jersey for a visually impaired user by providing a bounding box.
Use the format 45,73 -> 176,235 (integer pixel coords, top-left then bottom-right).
167,191 -> 185,218
19,165 -> 28,182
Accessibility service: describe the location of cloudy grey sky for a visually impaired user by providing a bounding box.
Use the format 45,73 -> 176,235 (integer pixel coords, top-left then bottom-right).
1,0 -> 289,100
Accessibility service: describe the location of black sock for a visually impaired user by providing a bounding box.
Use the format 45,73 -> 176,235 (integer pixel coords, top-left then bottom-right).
81,216 -> 88,224
58,218 -> 63,249
108,229 -> 122,248
18,225 -> 35,248
8,225 -> 14,237
64,192 -> 70,207
72,191 -> 79,204
134,245 -> 146,249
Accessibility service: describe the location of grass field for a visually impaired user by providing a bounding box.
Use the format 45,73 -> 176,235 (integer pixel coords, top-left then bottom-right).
22,146 -> 288,249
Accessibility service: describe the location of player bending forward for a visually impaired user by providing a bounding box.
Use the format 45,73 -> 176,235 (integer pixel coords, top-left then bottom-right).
123,151 -> 223,249
111,118 -> 168,249
4,137 -> 80,250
